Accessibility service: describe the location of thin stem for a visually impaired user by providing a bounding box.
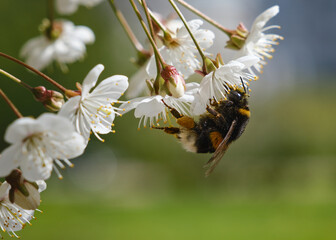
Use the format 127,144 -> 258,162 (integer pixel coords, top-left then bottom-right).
46,0 -> 55,39
176,0 -> 234,36
141,0 -> 161,73
168,0 -> 206,61
0,52 -> 67,92
137,0 -> 166,32
0,89 -> 23,118
0,69 -> 33,90
107,0 -> 147,53
129,0 -> 166,68
142,0 -> 156,43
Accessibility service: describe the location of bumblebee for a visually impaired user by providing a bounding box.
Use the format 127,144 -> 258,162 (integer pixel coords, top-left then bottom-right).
155,84 -> 250,176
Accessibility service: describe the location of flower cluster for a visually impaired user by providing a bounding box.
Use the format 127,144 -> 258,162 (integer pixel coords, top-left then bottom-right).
0,0 -> 282,237
124,4 -> 282,127
0,63 -> 128,237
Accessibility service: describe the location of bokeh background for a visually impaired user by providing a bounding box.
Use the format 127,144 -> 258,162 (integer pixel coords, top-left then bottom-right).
1,0 -> 336,239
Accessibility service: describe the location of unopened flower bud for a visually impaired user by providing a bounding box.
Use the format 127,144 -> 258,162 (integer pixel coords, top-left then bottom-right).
161,65 -> 186,98
32,86 -> 65,111
225,23 -> 249,50
5,169 -> 42,210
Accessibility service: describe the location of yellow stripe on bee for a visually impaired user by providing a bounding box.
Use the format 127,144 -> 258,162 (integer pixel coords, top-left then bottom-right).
238,108 -> 250,117
210,131 -> 223,150
176,116 -> 195,129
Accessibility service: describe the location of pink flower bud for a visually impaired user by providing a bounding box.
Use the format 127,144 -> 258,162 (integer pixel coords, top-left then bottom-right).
225,22 -> 249,50
161,65 -> 186,98
32,86 -> 64,112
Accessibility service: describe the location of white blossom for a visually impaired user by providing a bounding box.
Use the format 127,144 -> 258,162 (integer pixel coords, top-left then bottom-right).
0,114 -> 86,181
193,56 -> 259,115
147,19 -> 215,79
59,64 -> 129,141
0,181 -> 45,238
238,5 -> 283,74
56,0 -> 103,15
121,83 -> 199,128
20,19 -> 95,71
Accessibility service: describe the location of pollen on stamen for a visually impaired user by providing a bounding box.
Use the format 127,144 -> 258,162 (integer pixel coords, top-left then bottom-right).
112,130 -> 116,133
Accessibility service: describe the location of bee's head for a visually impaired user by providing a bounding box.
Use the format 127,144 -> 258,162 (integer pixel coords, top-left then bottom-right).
226,77 -> 249,107
227,88 -> 248,107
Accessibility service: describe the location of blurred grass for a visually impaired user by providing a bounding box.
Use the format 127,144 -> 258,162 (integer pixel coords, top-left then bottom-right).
19,192 -> 336,240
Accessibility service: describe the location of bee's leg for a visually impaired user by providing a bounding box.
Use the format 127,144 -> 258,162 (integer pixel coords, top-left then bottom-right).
206,105 -> 225,122
209,98 -> 219,107
152,126 -> 180,135
161,99 -> 183,119
161,99 -> 195,129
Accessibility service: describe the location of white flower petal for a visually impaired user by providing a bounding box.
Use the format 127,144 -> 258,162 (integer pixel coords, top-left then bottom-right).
58,95 -> 81,126
20,153 -> 53,182
56,0 -> 79,14
72,26 -> 95,43
36,180 -> 47,192
0,144 -> 22,177
0,182 -> 10,200
89,75 -> 128,100
4,117 -> 40,144
81,64 -> 104,98
252,5 -> 279,33
134,96 -> 164,118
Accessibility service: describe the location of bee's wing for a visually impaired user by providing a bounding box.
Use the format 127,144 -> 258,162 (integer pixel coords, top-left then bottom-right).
204,119 -> 237,177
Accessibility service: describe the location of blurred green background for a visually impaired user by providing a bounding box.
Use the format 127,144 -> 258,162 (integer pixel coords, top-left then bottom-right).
1,0 -> 336,239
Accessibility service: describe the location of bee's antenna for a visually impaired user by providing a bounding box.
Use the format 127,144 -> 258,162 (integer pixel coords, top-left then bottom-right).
240,77 -> 247,93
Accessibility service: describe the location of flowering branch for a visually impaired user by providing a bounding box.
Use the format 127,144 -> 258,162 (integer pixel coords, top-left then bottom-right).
137,0 -> 167,32
129,0 -> 166,68
0,88 -> 23,118
0,52 -> 67,93
108,0 -> 150,56
141,0 -> 162,75
168,0 -> 207,63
